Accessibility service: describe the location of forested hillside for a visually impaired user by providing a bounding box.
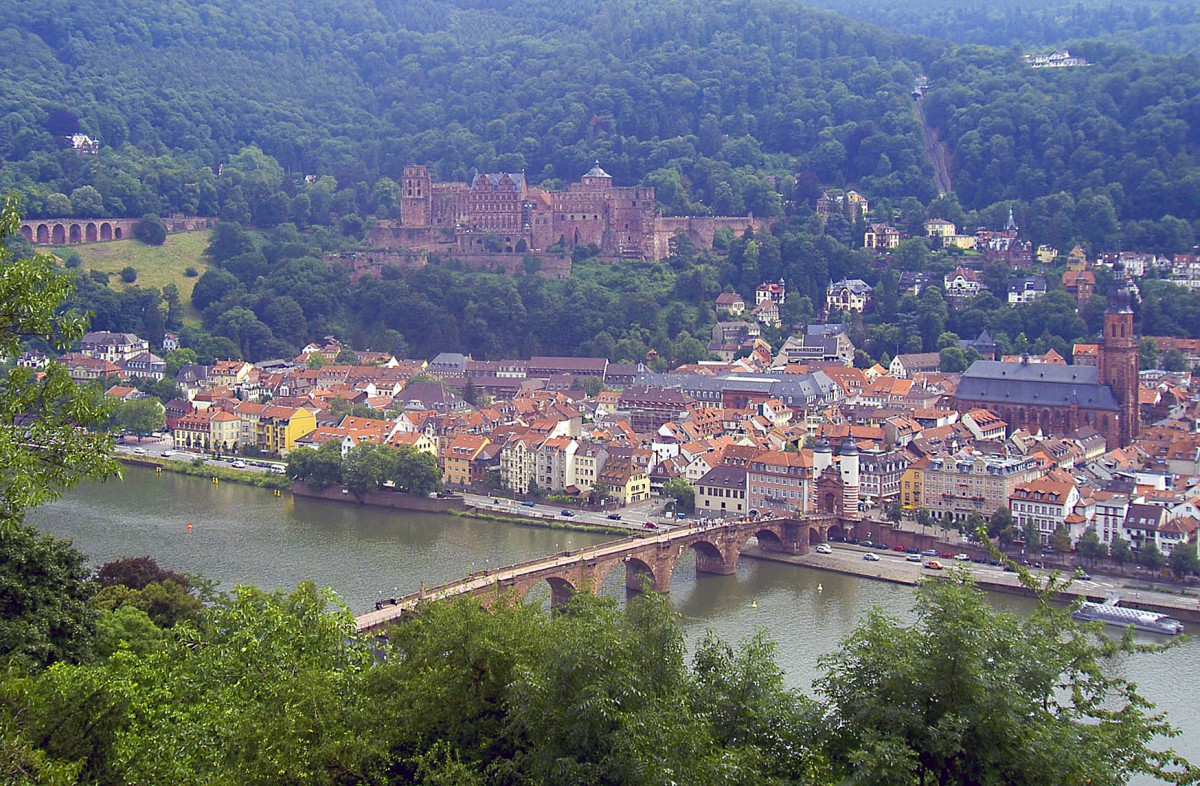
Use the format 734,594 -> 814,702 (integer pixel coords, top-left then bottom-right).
0,0 -> 940,222
1,0 -> 1196,239
808,0 -> 1200,54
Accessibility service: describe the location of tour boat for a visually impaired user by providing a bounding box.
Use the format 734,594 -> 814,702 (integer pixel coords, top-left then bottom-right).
1072,597 -> 1183,635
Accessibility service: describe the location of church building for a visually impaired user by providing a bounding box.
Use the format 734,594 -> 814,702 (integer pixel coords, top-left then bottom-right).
953,286 -> 1140,448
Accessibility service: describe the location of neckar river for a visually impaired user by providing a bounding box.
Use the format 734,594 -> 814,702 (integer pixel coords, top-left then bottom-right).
30,467 -> 1199,781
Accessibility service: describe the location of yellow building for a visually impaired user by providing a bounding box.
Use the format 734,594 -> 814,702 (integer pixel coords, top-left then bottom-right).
256,405 -> 317,456
900,456 -> 928,511
172,409 -> 241,454
599,461 -> 651,505
443,434 -> 491,487
388,430 -> 438,458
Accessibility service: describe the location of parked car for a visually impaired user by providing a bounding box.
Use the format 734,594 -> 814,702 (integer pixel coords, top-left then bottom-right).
906,554 -> 923,562
132,447 -> 147,455
891,545 -> 906,552
815,543 -> 833,554
1075,570 -> 1092,581
560,509 -> 575,517
873,542 -> 889,550
606,513 -> 622,521
860,540 -> 874,548
230,460 -> 247,468
863,552 -> 881,562
644,521 -> 658,529
939,552 -> 954,560
921,549 -> 938,557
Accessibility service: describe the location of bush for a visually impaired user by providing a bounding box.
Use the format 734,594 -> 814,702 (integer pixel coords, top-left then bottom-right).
61,251 -> 83,268
184,266 -> 199,277
120,266 -> 138,283
134,214 -> 167,245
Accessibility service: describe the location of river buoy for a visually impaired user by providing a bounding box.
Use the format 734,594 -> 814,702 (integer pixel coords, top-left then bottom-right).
817,583 -> 823,593
187,521 -> 193,533
750,600 -> 758,609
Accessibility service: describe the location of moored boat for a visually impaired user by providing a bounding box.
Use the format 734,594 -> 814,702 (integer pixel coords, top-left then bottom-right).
1072,598 -> 1183,635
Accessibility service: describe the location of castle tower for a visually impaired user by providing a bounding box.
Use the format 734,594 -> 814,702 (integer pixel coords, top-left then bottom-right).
580,160 -> 613,190
1099,285 -> 1139,447
400,165 -> 432,226
839,437 -> 861,522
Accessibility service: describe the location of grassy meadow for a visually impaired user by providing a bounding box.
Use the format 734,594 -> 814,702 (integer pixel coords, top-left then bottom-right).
60,230 -> 213,320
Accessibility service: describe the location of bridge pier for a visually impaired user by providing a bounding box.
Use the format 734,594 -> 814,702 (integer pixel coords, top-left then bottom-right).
694,549 -> 737,575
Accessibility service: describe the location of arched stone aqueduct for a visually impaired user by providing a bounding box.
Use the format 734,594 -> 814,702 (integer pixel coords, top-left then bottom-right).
357,516 -> 835,633
18,216 -> 215,246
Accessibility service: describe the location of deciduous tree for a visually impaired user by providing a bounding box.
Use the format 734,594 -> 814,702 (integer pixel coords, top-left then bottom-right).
817,574 -> 1195,786
0,198 -> 117,526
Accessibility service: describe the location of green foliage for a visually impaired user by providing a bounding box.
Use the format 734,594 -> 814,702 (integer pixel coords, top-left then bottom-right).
662,477 -> 695,514
1111,534 -> 1133,567
133,215 -> 166,246
1168,542 -> 1199,579
0,520 -> 96,668
286,441 -> 343,490
817,573 -> 1195,786
0,198 -> 117,525
95,555 -> 190,591
1049,523 -> 1073,554
1076,527 -> 1108,565
93,580 -> 203,629
110,397 -> 165,437
341,442 -> 396,498
987,506 -> 1016,543
1138,540 -> 1167,570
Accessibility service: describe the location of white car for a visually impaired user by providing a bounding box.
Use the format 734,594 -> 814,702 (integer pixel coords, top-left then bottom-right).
814,543 -> 833,554
954,553 -> 970,561
863,552 -> 881,562
132,447 -> 147,455
230,460 -> 247,469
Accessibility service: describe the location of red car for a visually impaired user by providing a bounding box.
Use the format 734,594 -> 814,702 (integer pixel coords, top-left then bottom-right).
892,545 -> 906,552
939,552 -> 954,560
644,521 -> 658,529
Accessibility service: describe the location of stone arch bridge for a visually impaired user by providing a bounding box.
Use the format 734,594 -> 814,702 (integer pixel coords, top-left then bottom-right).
356,515 -> 835,633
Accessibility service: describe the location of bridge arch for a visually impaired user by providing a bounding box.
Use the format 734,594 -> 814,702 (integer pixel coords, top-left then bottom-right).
20,225 -> 32,242
753,528 -> 785,552
100,222 -> 113,240
544,576 -> 578,608
85,222 -> 97,242
690,538 -> 733,576
51,224 -> 65,244
68,224 -> 82,243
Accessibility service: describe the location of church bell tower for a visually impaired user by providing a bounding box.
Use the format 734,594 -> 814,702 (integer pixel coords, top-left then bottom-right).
1099,285 -> 1139,447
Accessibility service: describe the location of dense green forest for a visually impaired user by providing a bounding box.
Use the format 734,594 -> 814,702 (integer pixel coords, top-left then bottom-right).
1,0 -> 1199,247
808,0 -> 1200,54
